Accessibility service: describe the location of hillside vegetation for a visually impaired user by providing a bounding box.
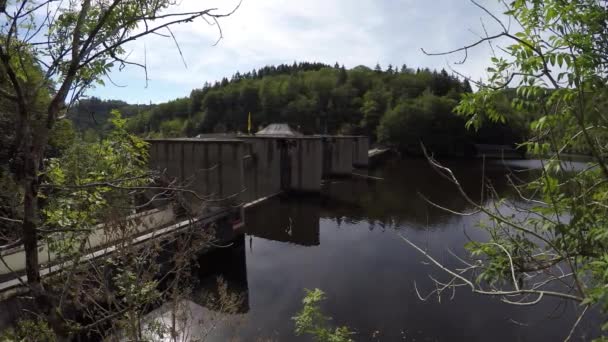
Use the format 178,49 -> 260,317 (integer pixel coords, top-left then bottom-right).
69,62 -> 531,156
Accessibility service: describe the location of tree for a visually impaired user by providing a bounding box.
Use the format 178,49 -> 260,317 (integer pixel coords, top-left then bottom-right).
159,117 -> 185,137
360,87 -> 390,138
114,61 -> 499,148
0,0 -> 237,334
378,90 -> 470,156
462,79 -> 472,93
374,62 -> 382,73
411,0 -> 608,339
337,65 -> 348,85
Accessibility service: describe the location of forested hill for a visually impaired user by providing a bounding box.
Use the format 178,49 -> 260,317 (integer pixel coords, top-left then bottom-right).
69,62 -> 529,156
67,98 -> 152,132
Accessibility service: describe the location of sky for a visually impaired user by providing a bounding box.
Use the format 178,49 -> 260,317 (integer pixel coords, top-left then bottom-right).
90,0 -> 510,104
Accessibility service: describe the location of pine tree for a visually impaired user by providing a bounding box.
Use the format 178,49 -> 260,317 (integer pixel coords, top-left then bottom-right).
462,79 -> 473,93
337,66 -> 348,85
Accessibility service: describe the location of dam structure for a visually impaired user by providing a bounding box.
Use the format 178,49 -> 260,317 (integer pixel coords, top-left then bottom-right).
0,124 -> 370,296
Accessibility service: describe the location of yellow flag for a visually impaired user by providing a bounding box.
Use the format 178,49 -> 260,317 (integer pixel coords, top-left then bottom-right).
247,112 -> 252,134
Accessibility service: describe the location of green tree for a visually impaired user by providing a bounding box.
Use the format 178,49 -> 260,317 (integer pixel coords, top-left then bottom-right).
43,111 -> 150,255
378,90 -> 470,156
412,0 -> 608,339
0,0 -> 236,335
159,117 -> 185,137
360,88 -> 390,138
113,61 -> 511,150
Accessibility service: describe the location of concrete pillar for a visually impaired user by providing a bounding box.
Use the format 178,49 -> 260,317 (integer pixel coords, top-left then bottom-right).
146,139 -> 246,214
352,136 -> 370,168
290,137 -> 323,192
239,137 -> 282,202
322,136 -> 354,177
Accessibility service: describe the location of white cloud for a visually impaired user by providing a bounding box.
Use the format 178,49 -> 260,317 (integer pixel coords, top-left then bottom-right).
91,0 -> 512,103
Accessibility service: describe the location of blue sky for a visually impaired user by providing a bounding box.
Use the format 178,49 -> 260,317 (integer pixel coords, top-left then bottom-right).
90,0 -> 508,104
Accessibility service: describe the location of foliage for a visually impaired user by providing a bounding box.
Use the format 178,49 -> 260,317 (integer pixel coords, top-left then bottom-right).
293,289 -> 355,342
68,97 -> 151,132
378,90 -> 471,156
42,110 -> 149,256
0,0 -> 235,339
1,318 -> 57,342
47,119 -> 77,157
112,61 -> 528,155
70,63 -> 516,154
159,117 -> 185,138
0,169 -> 22,242
420,0 -> 608,339
0,41 -> 58,242
62,61 -> 533,155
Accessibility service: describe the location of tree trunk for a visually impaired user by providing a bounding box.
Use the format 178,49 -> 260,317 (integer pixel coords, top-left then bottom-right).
20,124 -> 67,335
23,175 -> 41,287
21,131 -> 42,288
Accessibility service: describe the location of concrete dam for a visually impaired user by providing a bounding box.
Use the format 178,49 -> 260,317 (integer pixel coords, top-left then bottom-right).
147,134 -> 370,208
0,133 -> 370,296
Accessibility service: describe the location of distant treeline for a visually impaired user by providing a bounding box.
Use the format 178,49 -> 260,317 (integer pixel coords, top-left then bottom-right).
68,62 -> 533,156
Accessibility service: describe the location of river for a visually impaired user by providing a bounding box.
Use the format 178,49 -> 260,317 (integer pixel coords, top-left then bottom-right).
143,157 -> 600,341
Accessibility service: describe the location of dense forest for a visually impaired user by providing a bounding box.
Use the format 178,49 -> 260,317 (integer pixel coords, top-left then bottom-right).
67,98 -> 152,132
68,62 -> 531,156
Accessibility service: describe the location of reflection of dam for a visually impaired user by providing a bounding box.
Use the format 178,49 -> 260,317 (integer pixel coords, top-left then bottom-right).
243,197 -> 321,246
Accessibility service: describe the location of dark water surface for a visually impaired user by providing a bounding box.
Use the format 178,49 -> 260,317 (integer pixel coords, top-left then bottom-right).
169,158 -> 600,341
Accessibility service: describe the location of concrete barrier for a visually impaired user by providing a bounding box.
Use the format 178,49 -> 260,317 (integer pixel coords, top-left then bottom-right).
352,136 -> 370,168
147,139 -> 246,213
239,136 -> 323,195
321,136 -> 354,177
289,137 -> 323,192
239,137 -> 282,203
149,134 -> 368,202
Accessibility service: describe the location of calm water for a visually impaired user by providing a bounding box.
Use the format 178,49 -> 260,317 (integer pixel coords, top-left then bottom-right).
151,158 -> 600,341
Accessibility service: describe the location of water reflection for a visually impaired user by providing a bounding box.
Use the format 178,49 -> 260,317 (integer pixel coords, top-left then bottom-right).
244,196 -> 320,246
228,157 -> 598,341
321,158 -> 524,229
139,157 -> 599,341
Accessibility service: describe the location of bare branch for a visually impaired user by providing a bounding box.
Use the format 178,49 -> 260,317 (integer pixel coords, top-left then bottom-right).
0,215 -> 23,224
470,0 -> 507,32
564,305 -> 589,342
400,234 -> 584,302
